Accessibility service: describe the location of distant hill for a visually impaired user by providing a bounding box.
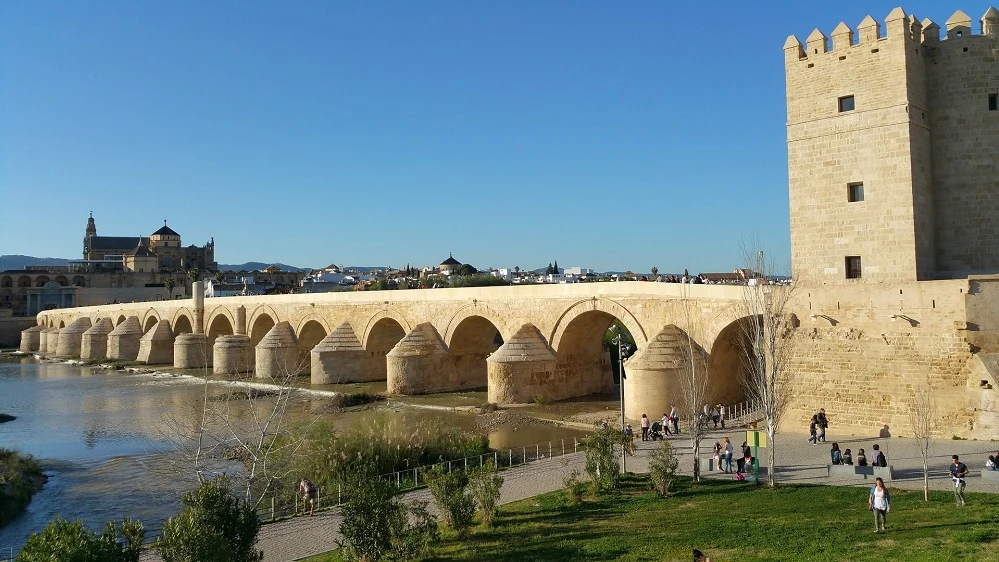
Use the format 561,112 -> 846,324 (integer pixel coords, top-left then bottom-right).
0,255 -> 70,271
218,262 -> 310,272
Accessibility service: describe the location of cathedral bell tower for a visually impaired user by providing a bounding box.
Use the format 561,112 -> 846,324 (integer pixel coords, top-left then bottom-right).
83,212 -> 97,258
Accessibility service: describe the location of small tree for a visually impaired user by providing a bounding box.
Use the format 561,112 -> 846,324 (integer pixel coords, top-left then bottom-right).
18,517 -> 144,562
422,464 -> 475,537
648,440 -> 680,497
651,266 -> 659,278
153,475 -> 262,562
908,378 -> 936,502
164,277 -> 176,298
582,426 -> 628,492
739,244 -> 797,488
468,460 -> 503,527
675,283 -> 711,483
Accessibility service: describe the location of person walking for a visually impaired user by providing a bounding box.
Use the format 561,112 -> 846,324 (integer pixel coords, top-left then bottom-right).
723,437 -> 734,473
868,477 -> 891,533
950,455 -> 969,506
807,415 -> 818,444
624,424 -> 635,455
299,477 -> 317,516
710,406 -> 720,429
641,413 -> 650,441
816,408 -> 829,442
719,404 -> 726,429
670,404 -> 679,434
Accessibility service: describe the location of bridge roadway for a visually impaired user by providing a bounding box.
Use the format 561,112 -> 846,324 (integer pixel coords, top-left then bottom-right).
23,282 -> 752,419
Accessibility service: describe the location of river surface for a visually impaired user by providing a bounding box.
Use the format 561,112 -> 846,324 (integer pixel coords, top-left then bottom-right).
0,356 -> 595,554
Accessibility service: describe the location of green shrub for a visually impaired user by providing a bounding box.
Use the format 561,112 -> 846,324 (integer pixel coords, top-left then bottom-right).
422,465 -> 475,537
648,440 -> 680,497
338,468 -> 438,562
18,517 -> 144,562
581,427 -> 628,492
468,461 -> 503,527
152,475 -> 262,562
562,469 -> 585,506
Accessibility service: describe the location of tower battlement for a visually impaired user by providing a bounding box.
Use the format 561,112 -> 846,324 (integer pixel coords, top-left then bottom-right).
785,7 -> 999,61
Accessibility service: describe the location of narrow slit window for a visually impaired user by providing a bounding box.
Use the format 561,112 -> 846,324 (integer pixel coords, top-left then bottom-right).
838,95 -> 855,112
846,256 -> 862,279
989,94 -> 997,111
848,182 -> 864,202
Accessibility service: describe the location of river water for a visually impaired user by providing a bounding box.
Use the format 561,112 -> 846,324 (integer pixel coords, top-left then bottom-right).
0,356 -> 593,554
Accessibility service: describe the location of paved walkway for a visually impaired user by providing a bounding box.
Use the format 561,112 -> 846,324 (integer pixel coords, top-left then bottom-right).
143,428 -> 999,561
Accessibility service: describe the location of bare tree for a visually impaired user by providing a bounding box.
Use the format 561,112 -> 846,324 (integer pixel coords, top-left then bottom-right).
908,378 -> 936,502
739,245 -> 798,488
675,283 -> 711,482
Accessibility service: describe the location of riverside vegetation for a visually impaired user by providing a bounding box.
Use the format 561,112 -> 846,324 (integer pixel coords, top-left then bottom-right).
0,448 -> 46,527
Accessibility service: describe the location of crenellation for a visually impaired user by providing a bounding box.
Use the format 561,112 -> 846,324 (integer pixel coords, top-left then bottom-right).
806,28 -> 828,56
945,9 -> 972,38
831,22 -> 853,52
858,15 -> 882,45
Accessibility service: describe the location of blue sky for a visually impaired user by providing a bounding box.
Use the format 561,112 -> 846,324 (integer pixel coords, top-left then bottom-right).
1,1 -> 989,273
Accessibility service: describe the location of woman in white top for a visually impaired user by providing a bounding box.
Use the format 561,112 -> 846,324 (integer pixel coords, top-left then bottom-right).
868,477 -> 891,533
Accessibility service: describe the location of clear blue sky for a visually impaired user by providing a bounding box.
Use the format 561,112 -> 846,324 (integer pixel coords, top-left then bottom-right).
1,1 -> 988,273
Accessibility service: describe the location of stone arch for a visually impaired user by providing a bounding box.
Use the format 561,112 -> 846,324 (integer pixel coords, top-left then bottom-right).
448,314 -> 504,391
362,312 -> 410,381
143,309 -> 161,333
54,276 -> 69,286
58,319 -> 66,329
549,297 -> 647,351
360,309 -> 412,350
249,311 -> 277,347
17,276 -> 31,288
296,318 -> 329,375
441,304 -> 508,347
35,276 -> 50,287
72,276 -> 86,287
171,308 -> 195,335
706,316 -> 755,407
206,312 -> 235,346
116,315 -> 127,326
550,303 -> 645,399
1,276 -> 11,287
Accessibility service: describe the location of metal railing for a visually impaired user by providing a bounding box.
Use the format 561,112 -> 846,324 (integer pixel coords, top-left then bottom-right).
253,435 -> 586,522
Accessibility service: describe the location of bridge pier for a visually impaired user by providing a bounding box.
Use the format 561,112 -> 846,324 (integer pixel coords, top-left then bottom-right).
387,323 -> 464,395
311,322 -> 369,384
137,321 -> 174,365
19,326 -> 41,353
44,328 -> 61,354
623,325 -> 707,421
108,317 -> 143,362
255,321 -> 299,379
487,324 -> 559,404
81,318 -> 115,361
174,333 -> 210,369
57,317 -> 93,357
213,335 -> 252,374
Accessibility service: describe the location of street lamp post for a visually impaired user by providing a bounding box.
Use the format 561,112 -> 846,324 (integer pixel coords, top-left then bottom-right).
613,332 -> 627,474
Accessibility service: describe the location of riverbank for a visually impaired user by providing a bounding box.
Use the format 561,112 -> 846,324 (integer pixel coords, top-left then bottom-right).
0,449 -> 47,527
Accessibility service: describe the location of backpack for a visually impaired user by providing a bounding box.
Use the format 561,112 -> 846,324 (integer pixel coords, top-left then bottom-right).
876,452 -> 887,467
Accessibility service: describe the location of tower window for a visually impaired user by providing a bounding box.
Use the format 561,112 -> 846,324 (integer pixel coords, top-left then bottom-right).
845,256 -> 862,279
848,182 -> 864,202
838,95 -> 855,112
989,94 -> 997,111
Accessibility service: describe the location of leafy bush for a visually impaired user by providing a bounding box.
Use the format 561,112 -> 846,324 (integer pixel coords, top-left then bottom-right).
562,469 -> 585,506
339,468 -> 438,562
581,427 -> 628,492
152,475 -> 262,562
648,440 -> 680,497
422,465 -> 475,537
468,461 -> 503,527
18,517 -> 144,562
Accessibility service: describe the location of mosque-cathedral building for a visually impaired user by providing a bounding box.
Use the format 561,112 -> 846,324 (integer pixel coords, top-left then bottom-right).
82,213 -> 217,273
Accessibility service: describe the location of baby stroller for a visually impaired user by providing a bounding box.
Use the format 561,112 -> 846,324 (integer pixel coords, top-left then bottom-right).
649,421 -> 667,441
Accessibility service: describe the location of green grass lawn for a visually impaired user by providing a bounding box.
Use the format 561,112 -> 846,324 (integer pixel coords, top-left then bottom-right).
303,475 -> 999,562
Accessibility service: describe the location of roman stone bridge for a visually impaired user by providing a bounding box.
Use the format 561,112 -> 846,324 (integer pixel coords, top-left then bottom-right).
21,282 -> 754,419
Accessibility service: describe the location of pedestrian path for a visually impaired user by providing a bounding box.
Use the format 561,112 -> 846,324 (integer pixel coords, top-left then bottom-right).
143,429 -> 999,562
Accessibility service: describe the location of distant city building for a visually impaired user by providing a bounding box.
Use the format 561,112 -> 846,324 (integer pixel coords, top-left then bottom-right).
439,253 -> 462,275
83,213 -> 216,273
